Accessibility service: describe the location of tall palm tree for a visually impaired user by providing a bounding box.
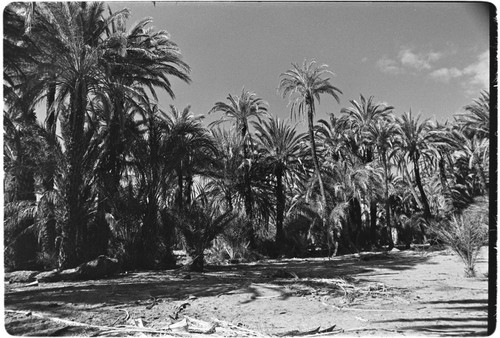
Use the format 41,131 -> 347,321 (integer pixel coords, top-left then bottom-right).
427,120 -> 456,213
91,9 -> 192,231
446,128 -> 489,196
164,105 -> 217,211
12,3 -> 191,267
205,128 -> 243,213
13,2 -> 129,268
395,111 -> 434,230
253,117 -> 307,246
366,118 -> 398,249
279,60 -> 342,250
209,89 -> 268,247
340,95 -> 393,247
129,104 -> 178,268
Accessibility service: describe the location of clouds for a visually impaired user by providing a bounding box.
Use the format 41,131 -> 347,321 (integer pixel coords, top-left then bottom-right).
376,56 -> 403,74
377,47 -> 489,93
428,67 -> 463,83
429,51 -> 489,91
398,48 -> 444,71
377,47 -> 444,74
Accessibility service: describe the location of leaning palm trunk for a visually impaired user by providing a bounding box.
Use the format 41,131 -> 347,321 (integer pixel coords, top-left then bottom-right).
307,98 -> 336,255
412,153 -> 430,240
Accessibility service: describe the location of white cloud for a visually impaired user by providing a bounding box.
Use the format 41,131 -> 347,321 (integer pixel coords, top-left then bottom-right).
427,51 -> 489,91
377,46 -> 490,93
377,47 -> 445,75
398,48 -> 444,71
429,67 -> 463,83
376,56 -> 404,74
462,51 -> 489,88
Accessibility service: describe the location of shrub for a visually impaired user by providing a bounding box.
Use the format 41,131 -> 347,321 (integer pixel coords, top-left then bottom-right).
174,206 -> 237,271
431,198 -> 488,277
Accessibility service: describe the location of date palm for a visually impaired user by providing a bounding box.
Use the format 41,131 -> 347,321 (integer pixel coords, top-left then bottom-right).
366,118 -> 398,249
253,117 -> 307,246
164,105 -> 217,211
12,2 -> 131,268
340,95 -> 393,247
128,104 -> 178,268
455,90 -> 489,140
94,11 -> 191,219
427,120 -> 456,213
209,89 -> 268,247
395,111 -> 434,228
279,60 -> 342,250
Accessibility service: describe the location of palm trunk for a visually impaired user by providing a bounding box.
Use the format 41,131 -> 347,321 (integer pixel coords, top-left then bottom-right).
381,152 -> 393,250
40,83 -> 57,261
413,153 -> 429,240
242,132 -> 255,248
275,165 -> 285,247
185,158 -> 193,207
40,172 -> 56,260
189,251 -> 204,272
438,155 -> 454,211
369,200 -> 378,247
365,146 -> 379,249
474,161 -> 488,195
225,188 -> 233,212
307,98 -> 334,254
177,165 -> 184,211
60,78 -> 87,269
45,83 -> 57,135
350,197 -> 364,249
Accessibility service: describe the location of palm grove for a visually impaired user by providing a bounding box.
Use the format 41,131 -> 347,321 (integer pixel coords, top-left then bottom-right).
4,3 -> 490,273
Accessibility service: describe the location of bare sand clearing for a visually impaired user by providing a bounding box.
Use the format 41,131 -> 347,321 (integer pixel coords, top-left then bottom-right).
4,247 -> 490,336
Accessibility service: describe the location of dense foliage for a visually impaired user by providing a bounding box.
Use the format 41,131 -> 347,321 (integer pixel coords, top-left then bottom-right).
4,2 -> 490,272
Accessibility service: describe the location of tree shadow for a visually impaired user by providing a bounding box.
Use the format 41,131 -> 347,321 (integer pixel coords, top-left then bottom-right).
373,298 -> 489,336
4,250 -> 434,320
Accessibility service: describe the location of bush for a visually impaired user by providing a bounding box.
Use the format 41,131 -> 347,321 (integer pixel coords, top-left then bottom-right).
431,198 -> 488,277
174,206 -> 236,271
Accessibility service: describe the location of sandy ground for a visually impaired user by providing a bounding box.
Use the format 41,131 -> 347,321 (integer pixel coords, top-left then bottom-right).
3,247 -> 491,336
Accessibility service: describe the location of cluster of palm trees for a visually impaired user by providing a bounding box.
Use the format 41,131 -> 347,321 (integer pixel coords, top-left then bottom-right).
4,2 -> 490,272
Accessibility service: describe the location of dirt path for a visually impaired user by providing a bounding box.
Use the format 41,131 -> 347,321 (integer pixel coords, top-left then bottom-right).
3,247 -> 490,336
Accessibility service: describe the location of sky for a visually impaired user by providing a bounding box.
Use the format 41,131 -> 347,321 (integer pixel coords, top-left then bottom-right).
111,1 -> 491,130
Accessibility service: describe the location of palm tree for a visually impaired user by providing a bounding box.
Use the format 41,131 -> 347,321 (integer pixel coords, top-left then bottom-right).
209,89 -> 268,247
456,91 -> 489,140
340,95 -> 393,162
340,95 -> 393,247
395,111 -> 434,234
205,128 -> 243,213
253,117 -> 307,247
3,110 -> 39,269
446,128 -> 489,196
366,118 -> 398,249
12,2 -> 129,268
98,11 -> 191,198
129,104 -> 178,268
173,201 -> 236,272
164,105 -> 217,211
11,3 -> 191,268
427,120 -> 456,213
279,60 -> 342,251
